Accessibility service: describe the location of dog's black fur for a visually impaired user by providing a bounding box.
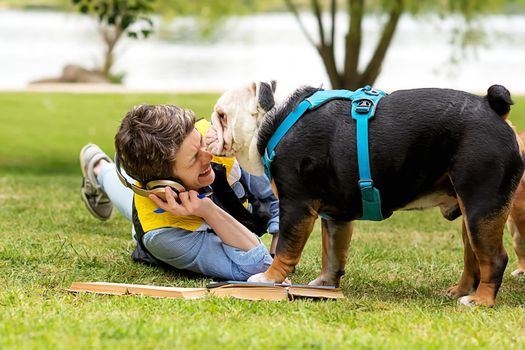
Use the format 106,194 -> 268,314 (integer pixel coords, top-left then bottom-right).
259,85 -> 521,221
254,85 -> 523,304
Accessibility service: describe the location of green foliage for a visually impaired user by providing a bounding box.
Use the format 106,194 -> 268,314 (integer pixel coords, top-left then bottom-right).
109,71 -> 127,84
71,0 -> 155,40
155,0 -> 256,17
153,0 -> 257,38
0,92 -> 525,348
69,0 -> 158,78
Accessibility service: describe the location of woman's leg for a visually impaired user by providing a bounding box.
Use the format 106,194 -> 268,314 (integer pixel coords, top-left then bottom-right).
97,162 -> 134,222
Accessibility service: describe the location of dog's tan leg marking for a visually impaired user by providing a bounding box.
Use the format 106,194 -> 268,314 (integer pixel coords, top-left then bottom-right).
455,197 -> 509,307
309,219 -> 353,287
271,179 -> 279,199
447,219 -> 479,298
508,179 -> 525,276
248,214 -> 316,283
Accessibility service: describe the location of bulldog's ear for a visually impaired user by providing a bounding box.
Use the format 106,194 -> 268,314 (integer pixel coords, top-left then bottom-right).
257,81 -> 276,112
270,80 -> 277,93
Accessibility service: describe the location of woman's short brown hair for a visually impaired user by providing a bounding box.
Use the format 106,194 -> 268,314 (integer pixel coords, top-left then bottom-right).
115,104 -> 195,183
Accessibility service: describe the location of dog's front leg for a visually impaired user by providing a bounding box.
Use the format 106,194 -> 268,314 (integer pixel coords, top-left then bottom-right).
309,219 -> 353,287
249,205 -> 317,283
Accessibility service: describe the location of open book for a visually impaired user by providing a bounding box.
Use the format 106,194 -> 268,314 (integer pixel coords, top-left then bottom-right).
206,281 -> 344,301
68,281 -> 344,301
67,282 -> 207,299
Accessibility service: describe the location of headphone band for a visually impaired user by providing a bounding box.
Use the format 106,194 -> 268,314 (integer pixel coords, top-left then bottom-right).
114,152 -> 186,198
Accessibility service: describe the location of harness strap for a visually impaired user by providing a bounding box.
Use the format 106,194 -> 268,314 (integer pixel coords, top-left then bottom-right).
351,87 -> 386,221
262,86 -> 386,221
263,100 -> 310,180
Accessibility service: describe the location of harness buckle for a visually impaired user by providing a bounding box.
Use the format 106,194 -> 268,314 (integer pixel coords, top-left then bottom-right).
365,89 -> 380,96
358,179 -> 374,189
354,100 -> 372,114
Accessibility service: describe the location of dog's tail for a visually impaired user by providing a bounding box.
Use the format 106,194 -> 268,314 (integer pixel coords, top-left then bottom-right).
487,84 -> 513,119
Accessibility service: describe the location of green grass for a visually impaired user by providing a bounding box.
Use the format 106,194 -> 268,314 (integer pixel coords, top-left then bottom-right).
1,92 -> 525,349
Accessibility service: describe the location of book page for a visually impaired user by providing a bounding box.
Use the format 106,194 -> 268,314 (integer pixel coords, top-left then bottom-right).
209,286 -> 287,301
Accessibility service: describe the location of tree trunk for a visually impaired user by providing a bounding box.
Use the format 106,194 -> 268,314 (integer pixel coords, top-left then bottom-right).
341,0 -> 364,90
290,0 -> 404,90
358,0 -> 403,87
318,44 -> 341,88
100,22 -> 124,78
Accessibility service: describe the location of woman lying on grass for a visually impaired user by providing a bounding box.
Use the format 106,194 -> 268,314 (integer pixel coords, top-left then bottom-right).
79,104 -> 279,281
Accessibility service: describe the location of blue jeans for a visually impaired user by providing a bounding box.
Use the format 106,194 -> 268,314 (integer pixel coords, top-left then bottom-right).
97,163 -> 273,280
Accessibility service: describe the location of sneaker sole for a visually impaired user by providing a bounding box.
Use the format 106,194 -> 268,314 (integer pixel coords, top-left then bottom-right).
81,187 -> 112,221
80,144 -> 113,221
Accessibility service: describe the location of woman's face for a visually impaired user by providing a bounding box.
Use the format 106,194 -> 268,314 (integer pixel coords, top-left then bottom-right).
173,128 -> 215,191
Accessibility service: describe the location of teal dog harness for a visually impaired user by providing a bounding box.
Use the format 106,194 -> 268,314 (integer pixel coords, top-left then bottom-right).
262,85 -> 386,221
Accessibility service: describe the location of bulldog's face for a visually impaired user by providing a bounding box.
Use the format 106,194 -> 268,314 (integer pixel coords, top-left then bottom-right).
207,81 -> 276,175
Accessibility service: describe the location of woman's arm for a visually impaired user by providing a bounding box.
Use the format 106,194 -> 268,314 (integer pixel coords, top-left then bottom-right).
240,170 -> 279,234
199,201 -> 260,251
240,170 -> 280,255
149,187 -> 259,251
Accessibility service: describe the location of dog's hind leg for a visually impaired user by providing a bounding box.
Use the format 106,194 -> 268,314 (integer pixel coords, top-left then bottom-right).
248,203 -> 317,283
507,179 -> 525,277
447,132 -> 522,306
308,219 -> 353,287
454,197 -> 510,307
446,219 -> 480,298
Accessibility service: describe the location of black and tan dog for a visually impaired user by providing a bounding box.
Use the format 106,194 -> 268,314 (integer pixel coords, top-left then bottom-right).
207,82 -> 524,307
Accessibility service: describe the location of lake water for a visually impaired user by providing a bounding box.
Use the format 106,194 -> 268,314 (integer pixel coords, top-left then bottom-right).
1,9 -> 524,94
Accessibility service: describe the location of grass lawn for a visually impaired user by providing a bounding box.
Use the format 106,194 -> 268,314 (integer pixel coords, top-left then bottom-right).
1,91 -> 525,349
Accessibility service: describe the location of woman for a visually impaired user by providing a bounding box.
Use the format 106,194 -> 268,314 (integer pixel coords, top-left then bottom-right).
80,104 -> 278,281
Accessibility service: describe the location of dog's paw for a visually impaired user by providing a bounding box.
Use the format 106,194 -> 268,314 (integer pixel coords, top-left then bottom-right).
248,272 -> 274,283
308,276 -> 339,287
458,295 -> 494,308
446,285 -> 472,299
458,296 -> 476,307
511,268 -> 525,277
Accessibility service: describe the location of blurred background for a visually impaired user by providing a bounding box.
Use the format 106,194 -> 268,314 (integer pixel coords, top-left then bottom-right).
1,0 -> 524,94
3,3 -> 525,348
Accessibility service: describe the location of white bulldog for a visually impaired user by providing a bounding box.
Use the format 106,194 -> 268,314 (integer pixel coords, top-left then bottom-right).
206,81 -> 277,175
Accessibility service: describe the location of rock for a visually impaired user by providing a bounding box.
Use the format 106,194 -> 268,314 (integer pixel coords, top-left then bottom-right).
31,64 -> 110,84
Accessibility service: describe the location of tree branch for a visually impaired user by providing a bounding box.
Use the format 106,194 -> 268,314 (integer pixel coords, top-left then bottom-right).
311,0 -> 325,47
284,0 -> 317,48
311,0 -> 341,87
330,0 -> 336,46
360,0 -> 403,85
100,13 -> 125,77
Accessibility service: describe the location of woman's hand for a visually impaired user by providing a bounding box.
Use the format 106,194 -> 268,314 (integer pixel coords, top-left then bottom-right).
149,186 -> 215,218
151,186 -> 260,252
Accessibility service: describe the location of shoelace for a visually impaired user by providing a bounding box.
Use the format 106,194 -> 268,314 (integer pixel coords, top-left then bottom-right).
83,178 -> 110,205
